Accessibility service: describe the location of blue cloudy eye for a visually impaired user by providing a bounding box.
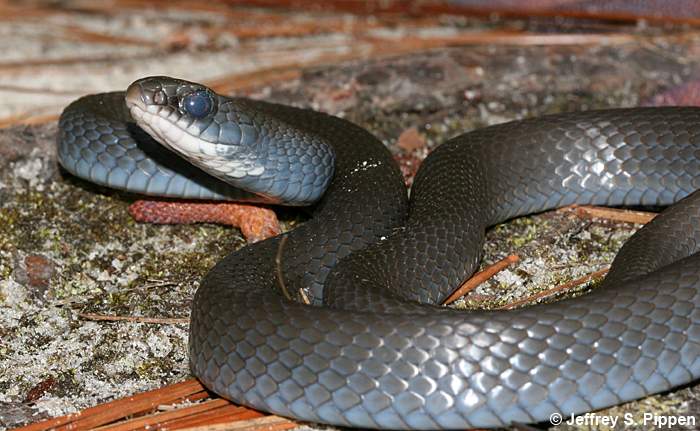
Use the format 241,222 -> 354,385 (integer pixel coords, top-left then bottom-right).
183,91 -> 212,118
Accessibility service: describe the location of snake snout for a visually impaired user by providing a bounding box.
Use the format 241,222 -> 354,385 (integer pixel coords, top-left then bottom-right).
125,80 -> 169,110
125,82 -> 146,108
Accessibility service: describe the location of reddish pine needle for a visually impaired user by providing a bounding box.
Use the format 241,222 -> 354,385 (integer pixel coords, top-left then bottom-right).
442,254 -> 520,305
499,268 -> 609,310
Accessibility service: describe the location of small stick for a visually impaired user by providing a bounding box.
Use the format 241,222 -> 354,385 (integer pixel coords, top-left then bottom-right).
91,399 -> 231,431
14,379 -> 207,431
0,110 -> 60,128
298,289 -> 311,305
560,205 -> 656,224
499,268 -> 609,310
78,313 -> 188,325
274,235 -> 292,301
0,84 -> 84,95
183,415 -> 297,431
127,280 -> 177,291
442,254 -> 520,305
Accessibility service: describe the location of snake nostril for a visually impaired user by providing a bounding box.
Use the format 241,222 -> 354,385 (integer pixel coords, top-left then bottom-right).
154,91 -> 167,105
125,83 -> 168,108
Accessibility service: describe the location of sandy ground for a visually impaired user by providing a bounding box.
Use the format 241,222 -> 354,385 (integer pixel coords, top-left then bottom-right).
1,2 -> 700,430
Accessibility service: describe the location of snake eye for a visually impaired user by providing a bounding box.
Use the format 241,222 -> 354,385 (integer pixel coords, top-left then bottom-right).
182,90 -> 213,118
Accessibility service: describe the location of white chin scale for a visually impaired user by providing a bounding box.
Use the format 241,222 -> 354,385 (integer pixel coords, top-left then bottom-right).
128,104 -> 242,177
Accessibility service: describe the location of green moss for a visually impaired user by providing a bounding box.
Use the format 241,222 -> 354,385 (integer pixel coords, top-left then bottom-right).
134,358 -> 175,379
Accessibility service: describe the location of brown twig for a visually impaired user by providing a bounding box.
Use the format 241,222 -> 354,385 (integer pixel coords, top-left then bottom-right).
364,30 -> 636,49
13,377 -> 299,431
183,415 -> 297,431
0,84 -> 84,95
0,110 -> 61,128
138,280 -> 178,290
15,379 -> 207,431
150,404 -> 262,430
298,289 -> 311,305
0,52 -> 156,72
61,25 -> 157,46
442,254 -> 520,305
78,312 -> 188,325
207,69 -> 302,94
561,205 -> 657,224
91,399 -> 232,431
233,0 -> 700,25
499,268 -> 609,310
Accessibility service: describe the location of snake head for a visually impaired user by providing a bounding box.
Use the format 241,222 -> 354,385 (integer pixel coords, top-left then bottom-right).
126,76 -> 247,184
127,76 -> 215,119
124,76 -> 336,206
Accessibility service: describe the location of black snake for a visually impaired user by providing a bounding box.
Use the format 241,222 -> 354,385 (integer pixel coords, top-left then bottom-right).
57,76 -> 700,429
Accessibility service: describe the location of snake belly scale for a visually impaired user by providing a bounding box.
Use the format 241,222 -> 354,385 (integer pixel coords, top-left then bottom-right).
57,76 -> 700,429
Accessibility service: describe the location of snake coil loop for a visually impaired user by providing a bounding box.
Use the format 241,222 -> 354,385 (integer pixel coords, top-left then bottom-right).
58,77 -> 700,429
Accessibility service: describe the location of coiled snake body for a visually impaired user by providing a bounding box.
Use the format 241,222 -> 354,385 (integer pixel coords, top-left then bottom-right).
57,77 -> 700,429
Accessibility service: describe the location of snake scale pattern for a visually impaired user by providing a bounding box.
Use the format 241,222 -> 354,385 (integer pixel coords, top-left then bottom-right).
57,77 -> 700,429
